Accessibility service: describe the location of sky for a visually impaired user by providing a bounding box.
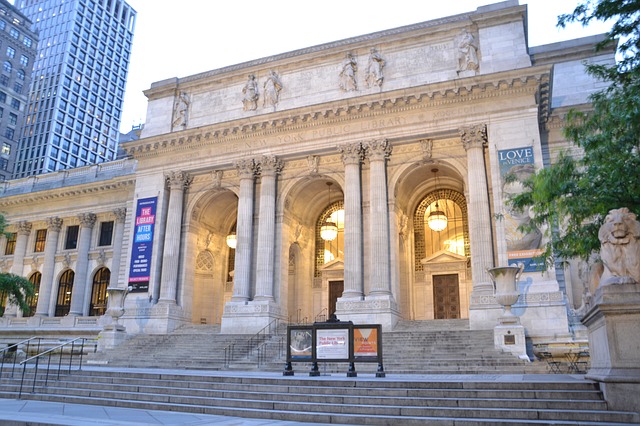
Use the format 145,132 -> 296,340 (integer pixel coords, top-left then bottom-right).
118,0 -> 613,133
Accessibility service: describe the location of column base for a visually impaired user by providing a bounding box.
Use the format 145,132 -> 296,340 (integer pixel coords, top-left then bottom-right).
334,295 -> 400,330
221,300 -> 284,334
97,325 -> 128,351
582,283 -> 640,412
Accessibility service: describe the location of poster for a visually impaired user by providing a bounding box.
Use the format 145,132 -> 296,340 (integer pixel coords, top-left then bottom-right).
128,197 -> 157,292
289,329 -> 312,359
354,327 -> 378,358
316,328 -> 349,360
498,147 -> 544,272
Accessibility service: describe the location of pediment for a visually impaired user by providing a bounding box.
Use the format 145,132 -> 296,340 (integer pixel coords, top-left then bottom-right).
320,258 -> 344,271
421,250 -> 467,265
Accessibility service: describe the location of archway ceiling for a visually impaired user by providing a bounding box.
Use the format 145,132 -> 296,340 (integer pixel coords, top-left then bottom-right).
396,163 -> 464,209
286,177 -> 343,224
196,190 -> 238,230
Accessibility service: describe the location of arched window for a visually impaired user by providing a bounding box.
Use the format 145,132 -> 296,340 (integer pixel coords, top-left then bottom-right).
55,270 -> 74,316
17,69 -> 25,80
414,189 -> 470,271
24,272 -> 41,317
314,200 -> 345,277
89,267 -> 110,316
3,61 -> 11,73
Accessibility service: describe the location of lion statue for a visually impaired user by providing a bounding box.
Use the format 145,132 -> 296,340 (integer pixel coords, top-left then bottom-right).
597,208 -> 640,286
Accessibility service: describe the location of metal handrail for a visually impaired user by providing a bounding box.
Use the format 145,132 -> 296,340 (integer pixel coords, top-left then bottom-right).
18,337 -> 93,397
223,318 -> 285,368
0,337 -> 40,379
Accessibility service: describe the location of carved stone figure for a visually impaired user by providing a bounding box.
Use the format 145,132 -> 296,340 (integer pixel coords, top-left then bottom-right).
306,155 -> 319,175
242,74 -> 259,111
172,91 -> 189,129
457,29 -> 479,73
339,53 -> 357,91
365,48 -> 385,88
263,70 -> 282,110
597,207 -> 640,286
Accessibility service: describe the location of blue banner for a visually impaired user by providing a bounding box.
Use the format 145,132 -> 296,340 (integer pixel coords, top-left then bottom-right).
128,197 -> 157,292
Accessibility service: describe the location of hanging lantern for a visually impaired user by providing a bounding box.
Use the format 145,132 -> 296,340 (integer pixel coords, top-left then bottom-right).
428,168 -> 448,232
321,181 -> 339,241
226,232 -> 237,249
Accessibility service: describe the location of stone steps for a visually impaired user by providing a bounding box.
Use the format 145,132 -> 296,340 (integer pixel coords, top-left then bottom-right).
1,369 -> 638,425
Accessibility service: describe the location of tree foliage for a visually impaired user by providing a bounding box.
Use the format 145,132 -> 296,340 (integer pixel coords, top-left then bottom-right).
0,215 -> 35,316
510,0 -> 640,264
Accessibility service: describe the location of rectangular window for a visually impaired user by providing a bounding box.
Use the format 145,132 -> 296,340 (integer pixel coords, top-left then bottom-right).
5,232 -> 16,255
65,225 -> 79,250
9,112 -> 17,125
10,98 -> 19,110
20,55 -> 28,67
6,47 -> 15,58
98,221 -> 114,246
34,229 -> 47,252
4,128 -> 14,140
0,75 -> 8,87
1,142 -> 10,157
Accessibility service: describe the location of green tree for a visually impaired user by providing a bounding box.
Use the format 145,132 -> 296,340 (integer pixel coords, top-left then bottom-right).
0,215 -> 35,316
509,0 -> 640,265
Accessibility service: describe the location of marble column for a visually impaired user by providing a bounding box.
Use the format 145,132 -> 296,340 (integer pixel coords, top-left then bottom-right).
365,139 -> 393,296
254,155 -> 283,301
4,221 -> 32,316
159,171 -> 192,304
231,159 -> 257,302
69,213 -> 96,316
338,143 -> 364,299
109,208 -> 127,288
460,124 -> 494,294
35,217 -> 63,317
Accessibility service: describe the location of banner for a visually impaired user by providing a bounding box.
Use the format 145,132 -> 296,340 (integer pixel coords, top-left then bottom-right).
498,147 -> 544,272
128,197 -> 157,292
354,327 -> 378,358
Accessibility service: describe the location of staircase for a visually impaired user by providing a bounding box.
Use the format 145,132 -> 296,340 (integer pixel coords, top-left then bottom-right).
1,368 -> 639,425
85,320 -> 547,374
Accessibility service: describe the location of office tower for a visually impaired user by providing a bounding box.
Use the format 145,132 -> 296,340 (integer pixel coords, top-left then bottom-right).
13,0 -> 135,178
0,0 -> 36,181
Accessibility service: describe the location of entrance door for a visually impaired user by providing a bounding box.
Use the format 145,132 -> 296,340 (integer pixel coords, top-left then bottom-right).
433,274 -> 460,319
328,280 -> 344,317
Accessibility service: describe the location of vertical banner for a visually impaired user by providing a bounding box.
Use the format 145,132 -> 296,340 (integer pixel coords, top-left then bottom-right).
354,327 -> 379,359
498,147 -> 544,272
128,197 -> 157,292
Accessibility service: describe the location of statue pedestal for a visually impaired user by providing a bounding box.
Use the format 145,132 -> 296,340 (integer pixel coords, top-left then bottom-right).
494,317 -> 529,360
98,324 -> 128,351
583,283 -> 640,412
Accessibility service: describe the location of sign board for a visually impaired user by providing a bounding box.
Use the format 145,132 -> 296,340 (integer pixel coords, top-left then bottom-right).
128,197 -> 157,292
316,328 -> 349,360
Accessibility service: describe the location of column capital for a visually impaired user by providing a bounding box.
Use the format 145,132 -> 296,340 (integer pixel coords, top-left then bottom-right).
16,221 -> 32,235
338,143 -> 364,165
78,213 -> 97,228
46,217 -> 63,232
365,139 -> 392,161
460,124 -> 487,151
234,159 -> 258,179
257,155 -> 284,176
113,208 -> 127,223
165,171 -> 193,189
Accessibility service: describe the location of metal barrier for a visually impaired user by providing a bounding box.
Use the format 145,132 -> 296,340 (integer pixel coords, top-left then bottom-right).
224,318 -> 284,368
18,337 -> 94,397
0,337 -> 40,379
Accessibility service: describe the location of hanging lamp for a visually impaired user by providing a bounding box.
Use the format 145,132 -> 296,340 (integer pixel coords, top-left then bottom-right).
427,168 -> 448,232
320,182 -> 339,241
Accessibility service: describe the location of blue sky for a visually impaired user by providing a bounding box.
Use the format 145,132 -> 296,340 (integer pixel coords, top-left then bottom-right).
119,0 -> 612,132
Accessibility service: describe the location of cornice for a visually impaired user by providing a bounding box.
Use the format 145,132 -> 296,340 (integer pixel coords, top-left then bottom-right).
0,178 -> 136,208
128,65 -> 552,160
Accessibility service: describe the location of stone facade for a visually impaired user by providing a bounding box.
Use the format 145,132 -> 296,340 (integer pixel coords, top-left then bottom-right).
0,2 -> 616,349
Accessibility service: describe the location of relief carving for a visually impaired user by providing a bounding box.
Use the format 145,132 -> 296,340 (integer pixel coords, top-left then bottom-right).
262,70 -> 282,110
365,48 -> 385,88
456,29 -> 479,74
242,74 -> 259,111
339,53 -> 358,92
172,91 -> 189,130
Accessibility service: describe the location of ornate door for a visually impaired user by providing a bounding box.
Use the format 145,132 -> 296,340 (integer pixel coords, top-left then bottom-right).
433,274 -> 460,319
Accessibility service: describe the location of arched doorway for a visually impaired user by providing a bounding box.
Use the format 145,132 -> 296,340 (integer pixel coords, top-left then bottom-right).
24,272 -> 41,317
90,267 -> 110,316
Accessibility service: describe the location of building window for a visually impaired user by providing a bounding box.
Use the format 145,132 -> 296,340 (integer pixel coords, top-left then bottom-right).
13,82 -> 21,93
2,142 -> 10,157
4,127 -> 14,140
34,229 -> 47,252
23,37 -> 32,48
19,55 -> 28,67
98,221 -> 113,246
5,232 -> 16,255
2,61 -> 11,73
0,75 -> 8,86
55,270 -> 74,317
65,225 -> 79,250
0,20 -> 5,31
9,28 -> 18,39
10,98 -> 19,109
89,267 -> 110,316
6,47 -> 15,58
9,112 -> 16,125
16,69 -> 24,80
25,272 -> 41,317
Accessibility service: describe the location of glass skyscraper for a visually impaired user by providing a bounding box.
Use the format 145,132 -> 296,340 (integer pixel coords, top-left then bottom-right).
14,0 -> 135,178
